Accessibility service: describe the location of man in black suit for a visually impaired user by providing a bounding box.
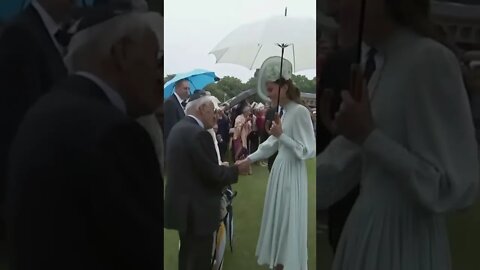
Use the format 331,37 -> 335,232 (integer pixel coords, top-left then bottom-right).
0,0 -> 74,237
165,90 -> 250,270
164,79 -> 190,140
6,10 -> 164,270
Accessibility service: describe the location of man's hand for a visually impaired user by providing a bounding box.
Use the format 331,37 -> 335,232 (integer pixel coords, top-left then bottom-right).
222,161 -> 229,166
235,158 -> 252,175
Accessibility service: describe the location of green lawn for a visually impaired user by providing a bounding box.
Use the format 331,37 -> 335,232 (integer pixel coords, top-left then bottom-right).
164,159 -> 316,269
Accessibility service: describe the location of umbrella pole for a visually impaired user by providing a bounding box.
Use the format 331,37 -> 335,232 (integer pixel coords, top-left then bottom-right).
276,6 -> 288,115
357,0 -> 366,63
352,0 -> 367,100
277,45 -> 286,115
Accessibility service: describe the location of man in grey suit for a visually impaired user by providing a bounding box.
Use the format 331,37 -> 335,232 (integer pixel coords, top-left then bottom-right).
164,90 -> 249,270
164,79 -> 190,141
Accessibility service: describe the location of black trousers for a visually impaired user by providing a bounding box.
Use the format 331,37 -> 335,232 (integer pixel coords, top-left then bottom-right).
178,232 -> 213,270
248,131 -> 259,154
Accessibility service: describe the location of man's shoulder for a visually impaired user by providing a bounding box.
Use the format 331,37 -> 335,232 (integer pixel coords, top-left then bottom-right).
164,95 -> 180,108
27,76 -> 129,128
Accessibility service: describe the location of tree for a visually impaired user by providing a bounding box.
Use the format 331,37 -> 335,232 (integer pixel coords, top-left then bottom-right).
162,72 -> 316,103
292,74 -> 315,93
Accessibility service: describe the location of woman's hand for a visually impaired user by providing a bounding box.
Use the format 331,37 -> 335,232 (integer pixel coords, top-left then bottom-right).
334,65 -> 375,145
269,114 -> 283,137
319,88 -> 337,135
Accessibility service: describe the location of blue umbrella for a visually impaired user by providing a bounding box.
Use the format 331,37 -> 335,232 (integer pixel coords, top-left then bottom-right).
164,69 -> 219,99
0,0 -> 95,21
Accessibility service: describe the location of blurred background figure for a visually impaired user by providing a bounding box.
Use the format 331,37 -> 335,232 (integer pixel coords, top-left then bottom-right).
0,0 -> 75,244
164,78 -> 190,141
233,106 -> 253,167
6,9 -> 164,270
317,1 -> 479,270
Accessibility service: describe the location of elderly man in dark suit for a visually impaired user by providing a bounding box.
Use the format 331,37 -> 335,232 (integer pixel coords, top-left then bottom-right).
165,90 -> 250,270
0,0 -> 75,238
6,10 -> 164,270
164,79 -> 190,140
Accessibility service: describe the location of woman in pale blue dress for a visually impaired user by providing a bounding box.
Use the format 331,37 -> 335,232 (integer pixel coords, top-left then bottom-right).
317,0 -> 479,269
237,63 -> 316,270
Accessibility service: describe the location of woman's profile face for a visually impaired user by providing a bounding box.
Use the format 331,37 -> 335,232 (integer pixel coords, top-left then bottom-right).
266,81 -> 288,106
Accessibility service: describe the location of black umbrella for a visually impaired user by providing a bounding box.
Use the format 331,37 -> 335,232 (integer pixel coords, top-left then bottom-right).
220,88 -> 256,108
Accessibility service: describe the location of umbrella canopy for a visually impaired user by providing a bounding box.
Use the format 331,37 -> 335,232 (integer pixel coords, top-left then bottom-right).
163,69 -> 219,99
220,88 -> 256,108
209,15 -> 315,72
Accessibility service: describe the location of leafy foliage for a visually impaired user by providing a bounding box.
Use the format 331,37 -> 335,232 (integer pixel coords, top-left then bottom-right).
164,73 -> 316,101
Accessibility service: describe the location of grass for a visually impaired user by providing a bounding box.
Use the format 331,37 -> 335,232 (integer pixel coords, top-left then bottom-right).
164,159 -> 316,269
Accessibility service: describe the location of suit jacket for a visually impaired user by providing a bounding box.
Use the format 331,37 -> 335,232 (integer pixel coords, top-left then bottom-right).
317,47 -> 360,252
163,94 -> 185,141
6,75 -> 163,270
164,116 -> 239,236
0,5 -> 68,209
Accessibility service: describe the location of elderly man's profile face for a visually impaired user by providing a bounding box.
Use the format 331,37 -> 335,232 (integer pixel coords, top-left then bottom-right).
120,28 -> 162,117
200,101 -> 216,129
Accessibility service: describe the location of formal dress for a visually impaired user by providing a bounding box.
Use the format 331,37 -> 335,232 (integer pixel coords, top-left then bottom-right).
164,116 -> 239,270
248,101 -> 316,269
0,3 -> 68,228
265,107 -> 284,171
6,74 -> 163,270
317,28 -> 479,270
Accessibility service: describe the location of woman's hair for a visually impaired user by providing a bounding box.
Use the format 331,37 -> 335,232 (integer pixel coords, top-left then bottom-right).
274,78 -> 302,104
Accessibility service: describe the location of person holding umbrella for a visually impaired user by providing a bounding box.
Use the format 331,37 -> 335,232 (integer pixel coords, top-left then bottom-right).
317,0 -> 478,269
236,58 -> 316,270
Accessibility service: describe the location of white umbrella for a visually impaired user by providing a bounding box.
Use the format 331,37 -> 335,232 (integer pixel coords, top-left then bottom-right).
209,14 -> 316,72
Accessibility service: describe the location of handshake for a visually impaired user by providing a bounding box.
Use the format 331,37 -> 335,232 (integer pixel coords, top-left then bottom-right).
234,158 -> 252,175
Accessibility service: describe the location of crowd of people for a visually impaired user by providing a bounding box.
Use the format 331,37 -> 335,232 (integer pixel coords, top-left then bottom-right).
163,55 -> 317,269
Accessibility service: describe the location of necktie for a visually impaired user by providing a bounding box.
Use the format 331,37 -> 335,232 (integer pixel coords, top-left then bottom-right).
181,100 -> 187,109
364,48 -> 377,84
54,28 -> 72,55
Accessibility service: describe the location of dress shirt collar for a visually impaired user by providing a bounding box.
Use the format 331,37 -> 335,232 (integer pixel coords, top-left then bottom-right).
174,91 -> 185,105
32,0 -> 60,36
188,115 -> 205,129
32,0 -> 67,57
76,71 -> 127,114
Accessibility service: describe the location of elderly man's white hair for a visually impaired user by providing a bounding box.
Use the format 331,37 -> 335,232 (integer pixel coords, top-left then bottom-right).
185,96 -> 213,115
65,12 -> 163,73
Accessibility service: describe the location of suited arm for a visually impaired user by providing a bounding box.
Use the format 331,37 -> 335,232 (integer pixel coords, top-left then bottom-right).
163,99 -> 177,140
90,123 -> 163,268
0,25 -> 44,201
191,130 -> 239,188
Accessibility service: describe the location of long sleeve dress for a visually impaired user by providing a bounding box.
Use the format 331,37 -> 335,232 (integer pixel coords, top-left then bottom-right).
248,101 -> 316,269
317,28 -> 479,270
